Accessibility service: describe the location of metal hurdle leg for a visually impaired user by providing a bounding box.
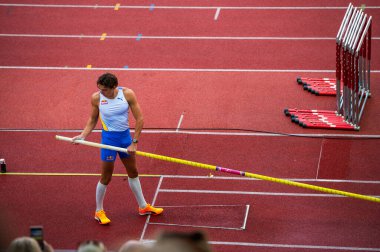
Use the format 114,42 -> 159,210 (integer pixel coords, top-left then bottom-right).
356,16 -> 372,123
336,3 -> 354,115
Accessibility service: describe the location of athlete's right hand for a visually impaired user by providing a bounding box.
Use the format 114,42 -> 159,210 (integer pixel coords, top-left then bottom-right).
71,135 -> 85,144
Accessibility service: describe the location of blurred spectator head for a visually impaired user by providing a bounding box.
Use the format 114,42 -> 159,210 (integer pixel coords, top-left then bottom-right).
153,231 -> 211,252
77,240 -> 106,252
7,236 -> 42,252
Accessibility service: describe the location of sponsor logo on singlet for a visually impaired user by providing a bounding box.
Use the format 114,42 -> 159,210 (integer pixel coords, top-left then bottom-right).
101,100 -> 108,105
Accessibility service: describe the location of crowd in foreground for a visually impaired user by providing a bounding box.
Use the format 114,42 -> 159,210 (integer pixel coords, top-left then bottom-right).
6,230 -> 212,252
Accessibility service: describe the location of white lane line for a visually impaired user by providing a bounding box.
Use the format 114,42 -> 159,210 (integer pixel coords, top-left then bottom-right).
139,176 -> 163,242
2,33 -> 364,40
148,222 -> 244,230
241,205 -> 250,230
208,241 -> 380,251
0,65 -> 339,72
0,3 -> 380,10
157,204 -> 246,207
1,128 -> 380,139
159,175 -> 380,184
2,33 -> 379,40
158,189 -> 380,198
1,65 -> 379,73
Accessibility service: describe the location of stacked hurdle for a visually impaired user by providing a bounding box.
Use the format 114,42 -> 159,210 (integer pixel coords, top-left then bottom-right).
285,3 -> 372,130
296,77 -> 342,96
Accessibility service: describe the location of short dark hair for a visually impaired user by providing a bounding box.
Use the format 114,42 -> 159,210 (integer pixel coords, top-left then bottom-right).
97,73 -> 118,88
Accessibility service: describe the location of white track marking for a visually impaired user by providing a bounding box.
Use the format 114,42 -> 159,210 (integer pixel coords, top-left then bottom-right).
176,112 -> 185,132
1,65 -> 380,73
148,222 -> 244,230
241,205 -> 250,229
0,3 -> 380,10
214,7 -> 221,20
207,241 -> 380,251
139,176 -> 163,241
1,128 -> 380,139
158,189 -> 380,198
2,33 -> 379,40
316,139 -> 325,179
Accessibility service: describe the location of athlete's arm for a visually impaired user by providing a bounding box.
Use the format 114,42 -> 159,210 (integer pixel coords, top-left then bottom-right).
73,92 -> 100,141
124,88 -> 144,147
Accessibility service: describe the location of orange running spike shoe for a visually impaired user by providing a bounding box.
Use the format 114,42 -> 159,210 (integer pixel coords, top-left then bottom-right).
139,204 -> 163,216
94,210 -> 111,225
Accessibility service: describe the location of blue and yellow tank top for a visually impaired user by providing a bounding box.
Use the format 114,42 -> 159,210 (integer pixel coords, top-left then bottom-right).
99,87 -> 129,131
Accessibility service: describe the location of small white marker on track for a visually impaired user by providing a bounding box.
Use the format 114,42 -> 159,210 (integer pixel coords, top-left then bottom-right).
176,111 -> 185,132
214,7 -> 221,20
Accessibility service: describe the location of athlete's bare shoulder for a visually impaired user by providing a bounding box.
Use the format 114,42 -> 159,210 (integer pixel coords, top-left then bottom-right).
122,87 -> 136,100
91,91 -> 100,106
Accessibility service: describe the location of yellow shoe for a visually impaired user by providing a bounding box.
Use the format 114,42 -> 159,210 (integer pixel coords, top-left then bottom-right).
94,210 -> 111,224
139,204 -> 163,216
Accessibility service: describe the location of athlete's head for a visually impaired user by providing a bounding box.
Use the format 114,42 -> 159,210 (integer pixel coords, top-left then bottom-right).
97,73 -> 118,89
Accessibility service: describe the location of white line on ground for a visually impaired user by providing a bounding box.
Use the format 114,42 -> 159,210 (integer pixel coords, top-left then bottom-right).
140,176 -> 163,241
241,205 -> 250,229
157,204 -> 246,207
0,3 -> 380,10
176,112 -> 185,132
0,65 -> 339,72
207,241 -> 380,251
316,138 -> 325,179
158,189 -> 380,198
148,222 -> 244,230
1,65 -> 380,73
159,175 -> 380,184
1,33 -> 379,40
214,7 -> 221,20
1,128 -> 380,139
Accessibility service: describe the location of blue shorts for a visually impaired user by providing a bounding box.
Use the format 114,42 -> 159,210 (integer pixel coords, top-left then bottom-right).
101,129 -> 132,162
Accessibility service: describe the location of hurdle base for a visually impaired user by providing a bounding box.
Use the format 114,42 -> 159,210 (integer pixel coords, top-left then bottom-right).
284,108 -> 359,131
296,77 -> 341,96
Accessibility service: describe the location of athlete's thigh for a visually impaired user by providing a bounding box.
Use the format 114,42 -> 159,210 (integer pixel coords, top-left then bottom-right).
100,161 -> 115,184
120,153 -> 138,178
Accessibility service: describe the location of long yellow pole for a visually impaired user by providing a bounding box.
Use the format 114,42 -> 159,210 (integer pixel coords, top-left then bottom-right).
55,135 -> 380,203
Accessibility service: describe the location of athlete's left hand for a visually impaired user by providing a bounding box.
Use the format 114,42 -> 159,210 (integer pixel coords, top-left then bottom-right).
127,142 -> 137,153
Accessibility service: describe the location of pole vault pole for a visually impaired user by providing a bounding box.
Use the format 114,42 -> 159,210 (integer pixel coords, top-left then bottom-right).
55,135 -> 380,204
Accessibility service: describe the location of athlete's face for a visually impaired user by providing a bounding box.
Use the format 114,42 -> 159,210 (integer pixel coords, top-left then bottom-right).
97,84 -> 116,98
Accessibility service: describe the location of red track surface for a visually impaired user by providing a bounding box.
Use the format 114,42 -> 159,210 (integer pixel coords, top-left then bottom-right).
1,1 -> 380,251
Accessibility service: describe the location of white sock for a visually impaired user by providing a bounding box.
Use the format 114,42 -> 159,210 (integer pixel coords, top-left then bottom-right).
96,181 -> 107,211
128,177 -> 147,209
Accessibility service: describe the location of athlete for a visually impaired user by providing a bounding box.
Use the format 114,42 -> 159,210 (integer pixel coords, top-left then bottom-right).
73,73 -> 163,225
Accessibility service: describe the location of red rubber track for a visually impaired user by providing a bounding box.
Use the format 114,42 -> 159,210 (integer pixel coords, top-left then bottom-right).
0,70 -> 379,134
0,7 -> 372,37
0,37 -> 340,69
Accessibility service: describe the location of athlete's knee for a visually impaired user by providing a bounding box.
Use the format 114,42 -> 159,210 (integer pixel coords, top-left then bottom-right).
128,170 -> 139,178
100,175 -> 112,185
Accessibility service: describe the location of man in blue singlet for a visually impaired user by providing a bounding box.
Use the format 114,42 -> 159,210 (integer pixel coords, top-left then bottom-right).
73,73 -> 163,224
